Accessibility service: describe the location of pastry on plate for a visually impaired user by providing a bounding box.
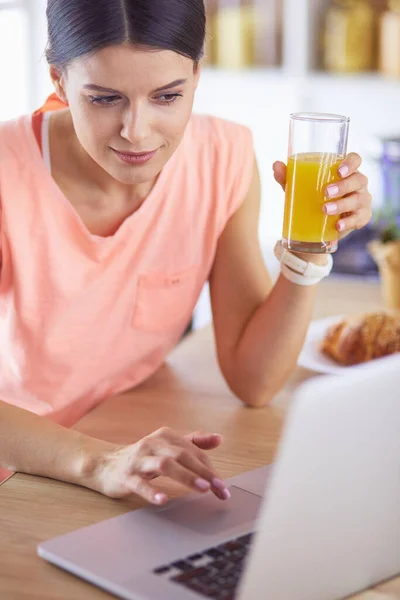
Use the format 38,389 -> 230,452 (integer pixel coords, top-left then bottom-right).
321,312 -> 400,366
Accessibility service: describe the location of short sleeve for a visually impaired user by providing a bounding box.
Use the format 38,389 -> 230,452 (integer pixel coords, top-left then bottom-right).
225,124 -> 255,222
0,130 -> 3,266
208,117 -> 255,235
0,200 -> 2,265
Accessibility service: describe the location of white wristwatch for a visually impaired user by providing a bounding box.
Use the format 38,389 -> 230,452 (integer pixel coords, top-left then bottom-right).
274,241 -> 333,284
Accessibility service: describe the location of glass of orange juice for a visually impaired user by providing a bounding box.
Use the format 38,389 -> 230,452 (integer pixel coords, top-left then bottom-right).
282,112 -> 350,254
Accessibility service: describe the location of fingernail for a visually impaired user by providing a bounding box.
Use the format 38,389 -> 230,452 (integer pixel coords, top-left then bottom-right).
154,493 -> 167,505
222,489 -> 232,501
337,221 -> 345,232
324,202 -> 338,215
339,165 -> 349,178
212,478 -> 227,491
195,478 -> 211,491
326,185 -> 339,198
212,433 -> 223,440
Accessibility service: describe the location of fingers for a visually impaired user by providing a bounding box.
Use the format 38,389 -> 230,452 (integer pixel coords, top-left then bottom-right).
155,428 -> 221,469
169,430 -> 225,485
273,161 -> 287,191
322,187 -> 373,236
139,453 -> 230,501
140,454 -> 212,494
125,474 -> 168,506
323,190 -> 372,216
187,439 -> 218,474
325,172 -> 368,200
337,152 -> 362,178
321,157 -> 372,237
336,208 -> 373,234
197,449 -> 217,472
139,428 -> 231,501
186,431 -> 223,451
160,446 -> 229,497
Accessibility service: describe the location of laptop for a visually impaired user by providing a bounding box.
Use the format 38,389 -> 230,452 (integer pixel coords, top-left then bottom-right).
38,354 -> 400,600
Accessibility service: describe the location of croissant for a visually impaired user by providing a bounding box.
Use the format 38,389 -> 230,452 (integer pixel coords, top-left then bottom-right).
321,312 -> 400,366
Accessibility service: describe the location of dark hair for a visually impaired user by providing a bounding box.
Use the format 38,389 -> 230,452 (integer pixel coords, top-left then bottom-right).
46,0 -> 206,69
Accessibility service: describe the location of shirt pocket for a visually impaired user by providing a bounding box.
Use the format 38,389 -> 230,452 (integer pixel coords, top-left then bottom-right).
132,266 -> 200,334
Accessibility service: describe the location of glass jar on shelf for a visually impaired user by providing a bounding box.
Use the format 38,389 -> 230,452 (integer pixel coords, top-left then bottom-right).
203,0 -> 218,66
213,0 -> 256,69
323,0 -> 376,73
253,0 -> 282,67
379,0 -> 400,78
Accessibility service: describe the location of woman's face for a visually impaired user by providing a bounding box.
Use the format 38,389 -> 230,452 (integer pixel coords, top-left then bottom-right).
52,45 -> 200,185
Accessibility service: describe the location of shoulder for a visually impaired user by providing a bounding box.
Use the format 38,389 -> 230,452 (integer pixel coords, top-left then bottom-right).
183,115 -> 256,231
0,116 -> 27,138
185,114 -> 253,155
0,116 -> 30,159
183,114 -> 254,186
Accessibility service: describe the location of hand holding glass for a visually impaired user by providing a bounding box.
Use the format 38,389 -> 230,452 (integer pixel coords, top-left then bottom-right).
282,112 -> 350,254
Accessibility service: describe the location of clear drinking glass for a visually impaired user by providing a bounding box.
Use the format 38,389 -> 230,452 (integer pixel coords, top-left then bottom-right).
282,112 -> 350,254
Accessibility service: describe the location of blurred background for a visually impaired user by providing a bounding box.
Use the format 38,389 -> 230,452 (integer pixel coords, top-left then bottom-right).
1,0 -> 400,326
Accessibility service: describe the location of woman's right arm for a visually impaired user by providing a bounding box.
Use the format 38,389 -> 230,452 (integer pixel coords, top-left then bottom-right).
0,398 -> 114,487
0,400 -> 229,504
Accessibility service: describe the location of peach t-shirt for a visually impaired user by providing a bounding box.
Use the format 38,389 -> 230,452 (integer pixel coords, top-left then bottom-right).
0,110 -> 254,426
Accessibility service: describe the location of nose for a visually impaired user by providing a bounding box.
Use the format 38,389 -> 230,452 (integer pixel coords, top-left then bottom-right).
120,102 -> 152,146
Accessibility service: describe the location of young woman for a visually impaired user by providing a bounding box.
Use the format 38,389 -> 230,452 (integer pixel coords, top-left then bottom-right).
0,0 -> 372,505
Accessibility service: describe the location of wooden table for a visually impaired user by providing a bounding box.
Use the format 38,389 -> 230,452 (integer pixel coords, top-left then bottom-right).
1,277 -> 399,600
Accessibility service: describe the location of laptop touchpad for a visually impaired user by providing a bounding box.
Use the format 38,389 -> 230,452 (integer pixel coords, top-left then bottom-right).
158,486 -> 262,536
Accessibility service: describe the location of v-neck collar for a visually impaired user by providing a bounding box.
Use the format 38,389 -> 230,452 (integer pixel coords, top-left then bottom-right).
22,113 -> 183,244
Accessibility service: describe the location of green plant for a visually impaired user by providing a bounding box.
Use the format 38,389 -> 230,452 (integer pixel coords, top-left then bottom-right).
373,207 -> 400,243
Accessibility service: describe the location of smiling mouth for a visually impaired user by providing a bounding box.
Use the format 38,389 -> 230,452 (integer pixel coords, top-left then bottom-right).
111,148 -> 159,164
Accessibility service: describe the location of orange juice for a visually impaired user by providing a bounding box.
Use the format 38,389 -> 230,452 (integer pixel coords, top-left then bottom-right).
283,152 -> 342,246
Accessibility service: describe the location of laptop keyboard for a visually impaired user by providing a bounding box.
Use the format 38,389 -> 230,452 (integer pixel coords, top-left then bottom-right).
152,532 -> 254,599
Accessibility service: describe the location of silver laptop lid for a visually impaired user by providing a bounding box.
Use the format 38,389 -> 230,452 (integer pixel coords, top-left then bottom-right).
240,355 -> 400,600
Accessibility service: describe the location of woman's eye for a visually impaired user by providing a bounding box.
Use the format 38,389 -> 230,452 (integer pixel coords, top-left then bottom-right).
88,95 -> 121,106
156,93 -> 182,105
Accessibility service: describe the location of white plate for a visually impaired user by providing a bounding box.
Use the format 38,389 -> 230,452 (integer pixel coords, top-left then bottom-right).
297,315 -> 349,375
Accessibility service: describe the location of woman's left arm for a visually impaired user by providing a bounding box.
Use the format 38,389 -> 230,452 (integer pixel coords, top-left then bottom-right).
209,154 -> 372,408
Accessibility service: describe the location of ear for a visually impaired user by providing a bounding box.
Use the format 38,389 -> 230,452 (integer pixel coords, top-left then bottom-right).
193,62 -> 202,90
49,65 -> 69,105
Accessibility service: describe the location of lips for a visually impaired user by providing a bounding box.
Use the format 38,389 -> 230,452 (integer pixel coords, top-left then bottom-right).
112,148 -> 158,165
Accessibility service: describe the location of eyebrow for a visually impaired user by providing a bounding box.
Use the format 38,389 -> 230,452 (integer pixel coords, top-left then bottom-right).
83,79 -> 188,95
